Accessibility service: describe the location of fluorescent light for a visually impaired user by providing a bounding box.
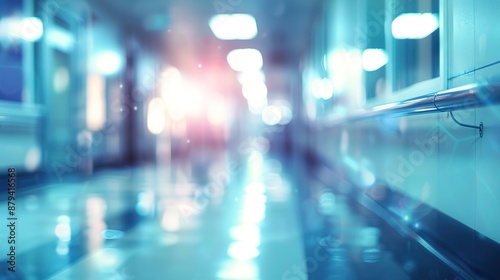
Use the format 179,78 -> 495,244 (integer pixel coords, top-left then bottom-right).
242,81 -> 267,103
237,70 -> 266,85
362,49 -> 388,71
391,13 -> 439,39
19,17 -> 43,42
209,14 -> 257,40
227,49 -> 263,72
92,51 -> 123,76
0,16 -> 43,42
46,27 -> 74,50
207,94 -> 227,126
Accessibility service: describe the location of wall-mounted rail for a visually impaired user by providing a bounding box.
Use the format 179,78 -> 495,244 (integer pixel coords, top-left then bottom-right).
316,83 -> 500,137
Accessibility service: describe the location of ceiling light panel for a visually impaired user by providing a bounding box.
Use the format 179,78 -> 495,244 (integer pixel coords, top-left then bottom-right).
209,14 -> 258,40
227,48 -> 263,72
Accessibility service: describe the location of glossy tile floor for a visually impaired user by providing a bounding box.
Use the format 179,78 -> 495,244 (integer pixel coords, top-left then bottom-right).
0,147 -> 464,280
0,149 -> 305,280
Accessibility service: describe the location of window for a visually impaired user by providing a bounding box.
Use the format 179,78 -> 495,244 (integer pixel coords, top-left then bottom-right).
391,0 -> 440,92
0,1 -> 24,103
303,0 -> 444,120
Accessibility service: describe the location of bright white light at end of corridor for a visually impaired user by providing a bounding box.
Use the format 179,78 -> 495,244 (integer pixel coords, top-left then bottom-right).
207,94 -> 227,126
227,242 -> 260,260
209,14 -> 258,40
147,97 -> 166,135
392,13 -> 439,39
237,70 -> 266,85
227,49 -> 263,72
161,67 -> 182,88
217,260 -> 259,279
161,73 -> 205,121
230,224 -> 261,246
362,49 -> 388,71
242,80 -> 267,102
245,182 -> 266,195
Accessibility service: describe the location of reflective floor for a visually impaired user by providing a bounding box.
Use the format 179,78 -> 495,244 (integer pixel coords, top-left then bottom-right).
0,147 -> 467,280
0,148 -> 306,280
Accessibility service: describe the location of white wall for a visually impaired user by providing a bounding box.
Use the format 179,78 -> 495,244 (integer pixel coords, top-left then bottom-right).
309,0 -> 500,244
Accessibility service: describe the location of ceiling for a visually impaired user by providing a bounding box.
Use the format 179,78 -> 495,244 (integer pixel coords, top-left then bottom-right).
84,0 -> 323,103
88,0 -> 322,69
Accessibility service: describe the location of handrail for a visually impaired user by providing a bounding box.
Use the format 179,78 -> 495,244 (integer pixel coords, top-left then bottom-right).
315,83 -> 500,128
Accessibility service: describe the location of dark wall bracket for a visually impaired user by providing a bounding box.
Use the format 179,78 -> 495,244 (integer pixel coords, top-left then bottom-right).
433,92 -> 484,137
449,111 -> 484,137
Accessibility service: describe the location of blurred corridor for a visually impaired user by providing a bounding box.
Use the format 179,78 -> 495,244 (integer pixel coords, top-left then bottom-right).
2,0 -> 500,279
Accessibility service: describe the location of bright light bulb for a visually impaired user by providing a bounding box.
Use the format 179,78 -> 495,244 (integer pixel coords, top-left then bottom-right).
209,14 -> 258,40
227,49 -> 263,72
392,13 -> 439,39
362,49 -> 388,71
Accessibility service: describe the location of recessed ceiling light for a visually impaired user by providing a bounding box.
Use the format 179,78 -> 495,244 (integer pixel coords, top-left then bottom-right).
362,49 -> 388,71
227,48 -> 263,72
392,13 -> 439,39
209,14 -> 258,40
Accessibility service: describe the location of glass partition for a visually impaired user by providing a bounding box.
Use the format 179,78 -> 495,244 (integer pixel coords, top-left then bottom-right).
303,0 -> 444,120
391,0 -> 440,92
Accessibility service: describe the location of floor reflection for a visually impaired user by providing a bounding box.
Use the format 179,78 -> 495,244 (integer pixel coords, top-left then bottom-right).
0,147 -> 304,280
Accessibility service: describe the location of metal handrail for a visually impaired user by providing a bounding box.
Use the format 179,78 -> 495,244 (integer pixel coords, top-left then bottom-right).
316,82 -> 500,127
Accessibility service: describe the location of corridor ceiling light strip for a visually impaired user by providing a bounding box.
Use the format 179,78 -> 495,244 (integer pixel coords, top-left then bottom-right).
391,13 -> 439,39
46,27 -> 74,51
19,17 -> 44,42
0,16 -> 44,42
209,14 -> 258,40
227,48 -> 263,72
362,49 -> 388,71
242,80 -> 267,102
237,70 -> 266,85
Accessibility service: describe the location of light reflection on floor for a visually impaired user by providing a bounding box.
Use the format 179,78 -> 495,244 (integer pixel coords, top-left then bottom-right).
0,149 -> 305,280
0,146 -> 445,279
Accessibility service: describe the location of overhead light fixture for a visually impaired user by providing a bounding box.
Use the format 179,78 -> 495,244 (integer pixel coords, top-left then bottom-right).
19,17 -> 44,42
237,70 -> 266,85
227,48 -> 263,72
391,13 -> 439,39
209,14 -> 258,40
91,51 -> 123,76
362,49 -> 388,71
242,81 -> 267,103
46,27 -> 74,51
0,16 -> 44,42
